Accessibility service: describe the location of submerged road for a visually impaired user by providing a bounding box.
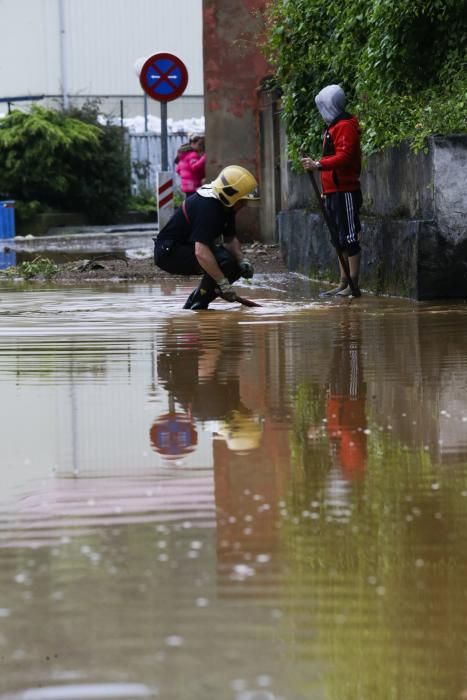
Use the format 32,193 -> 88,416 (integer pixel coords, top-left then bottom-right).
1,278 -> 467,700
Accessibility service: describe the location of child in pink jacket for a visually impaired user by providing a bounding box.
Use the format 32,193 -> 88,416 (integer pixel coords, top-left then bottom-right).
175,134 -> 206,197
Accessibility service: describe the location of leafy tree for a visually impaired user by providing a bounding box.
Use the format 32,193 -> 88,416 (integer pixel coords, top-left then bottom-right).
264,0 -> 467,158
0,104 -> 131,223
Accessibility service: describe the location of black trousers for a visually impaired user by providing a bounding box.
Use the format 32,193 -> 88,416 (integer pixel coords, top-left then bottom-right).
154,238 -> 202,275
154,239 -> 241,306
325,190 -> 362,256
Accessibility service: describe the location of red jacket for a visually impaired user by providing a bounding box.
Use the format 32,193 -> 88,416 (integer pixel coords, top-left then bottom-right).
176,150 -> 206,194
319,114 -> 361,194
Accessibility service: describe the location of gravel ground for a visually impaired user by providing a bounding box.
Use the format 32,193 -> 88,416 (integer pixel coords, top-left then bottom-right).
49,241 -> 287,283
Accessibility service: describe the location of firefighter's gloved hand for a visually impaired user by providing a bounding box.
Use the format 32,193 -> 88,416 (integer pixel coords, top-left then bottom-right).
239,259 -> 254,279
217,277 -> 237,302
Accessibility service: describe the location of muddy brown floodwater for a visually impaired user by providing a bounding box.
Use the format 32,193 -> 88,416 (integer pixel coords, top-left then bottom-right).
1,273 -> 467,700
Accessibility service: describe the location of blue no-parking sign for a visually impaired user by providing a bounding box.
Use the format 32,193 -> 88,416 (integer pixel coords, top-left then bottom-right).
139,52 -> 189,102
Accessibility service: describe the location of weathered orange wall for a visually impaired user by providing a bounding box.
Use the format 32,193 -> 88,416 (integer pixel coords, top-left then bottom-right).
203,0 -> 270,237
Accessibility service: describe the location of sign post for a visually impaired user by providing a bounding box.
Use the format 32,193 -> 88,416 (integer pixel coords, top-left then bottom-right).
161,102 -> 168,170
139,52 -> 189,170
156,171 -> 174,230
138,52 -> 189,221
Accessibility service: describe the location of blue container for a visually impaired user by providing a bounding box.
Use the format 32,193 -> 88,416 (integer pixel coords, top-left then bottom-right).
0,200 -> 16,239
0,248 -> 16,270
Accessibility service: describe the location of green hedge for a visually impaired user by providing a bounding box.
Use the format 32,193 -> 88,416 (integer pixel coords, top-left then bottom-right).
0,104 -> 131,223
264,0 -> 467,159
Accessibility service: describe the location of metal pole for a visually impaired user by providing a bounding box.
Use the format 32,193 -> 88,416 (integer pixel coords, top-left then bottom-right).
144,93 -> 148,132
161,101 -> 168,171
58,0 -> 69,109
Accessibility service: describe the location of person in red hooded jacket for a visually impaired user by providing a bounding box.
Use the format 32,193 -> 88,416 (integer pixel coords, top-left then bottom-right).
175,133 -> 206,198
302,85 -> 363,297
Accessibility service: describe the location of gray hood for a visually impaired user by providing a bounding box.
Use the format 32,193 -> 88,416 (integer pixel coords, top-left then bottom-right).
315,85 -> 346,124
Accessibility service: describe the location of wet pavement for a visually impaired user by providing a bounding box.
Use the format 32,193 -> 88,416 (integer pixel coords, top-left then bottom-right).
1,275 -> 467,700
1,226 -> 156,267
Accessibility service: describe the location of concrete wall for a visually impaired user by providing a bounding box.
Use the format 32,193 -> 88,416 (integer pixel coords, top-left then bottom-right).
275,131 -> 467,300
203,0 -> 270,238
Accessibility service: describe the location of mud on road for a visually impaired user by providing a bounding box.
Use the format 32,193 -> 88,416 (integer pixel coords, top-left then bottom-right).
50,242 -> 287,283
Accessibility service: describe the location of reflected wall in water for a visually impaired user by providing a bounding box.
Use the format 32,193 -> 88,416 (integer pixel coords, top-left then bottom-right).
282,306 -> 467,700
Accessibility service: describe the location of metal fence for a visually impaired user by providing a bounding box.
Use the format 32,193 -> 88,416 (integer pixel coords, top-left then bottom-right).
0,93 -> 204,123
129,132 -> 189,193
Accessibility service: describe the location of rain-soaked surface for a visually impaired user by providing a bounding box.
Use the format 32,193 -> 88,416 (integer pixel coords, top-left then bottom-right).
3,226 -> 156,266
1,273 -> 467,700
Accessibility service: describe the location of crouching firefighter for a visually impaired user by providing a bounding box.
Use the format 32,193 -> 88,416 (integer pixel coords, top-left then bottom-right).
154,165 -> 259,310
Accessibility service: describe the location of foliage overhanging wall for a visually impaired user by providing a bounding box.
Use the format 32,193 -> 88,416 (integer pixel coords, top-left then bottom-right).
264,0 -> 467,159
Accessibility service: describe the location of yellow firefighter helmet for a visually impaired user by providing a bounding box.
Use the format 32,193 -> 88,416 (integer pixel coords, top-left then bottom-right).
211,165 -> 259,207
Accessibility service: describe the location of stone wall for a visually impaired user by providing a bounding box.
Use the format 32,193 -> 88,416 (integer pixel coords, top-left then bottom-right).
275,134 -> 467,300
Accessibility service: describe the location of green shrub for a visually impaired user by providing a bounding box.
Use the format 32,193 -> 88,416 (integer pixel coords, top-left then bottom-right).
264,0 -> 467,159
0,104 -> 131,223
127,187 -> 157,217
6,256 -> 58,280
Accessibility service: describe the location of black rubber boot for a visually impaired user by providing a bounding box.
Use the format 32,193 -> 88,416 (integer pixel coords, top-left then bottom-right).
184,275 -> 217,310
183,289 -> 198,309
190,301 -> 211,311
182,246 -> 242,310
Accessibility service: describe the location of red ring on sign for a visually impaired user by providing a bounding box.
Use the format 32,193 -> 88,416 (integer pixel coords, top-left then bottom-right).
139,52 -> 189,102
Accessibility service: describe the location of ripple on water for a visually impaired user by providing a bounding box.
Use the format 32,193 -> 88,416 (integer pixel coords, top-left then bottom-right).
0,475 -> 216,549
0,683 -> 156,699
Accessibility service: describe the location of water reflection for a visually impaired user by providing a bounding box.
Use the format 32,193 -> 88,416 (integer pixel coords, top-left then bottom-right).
306,314 -> 367,480
150,405 -> 198,459
283,305 -> 467,700
153,317 -> 264,458
1,289 -> 467,700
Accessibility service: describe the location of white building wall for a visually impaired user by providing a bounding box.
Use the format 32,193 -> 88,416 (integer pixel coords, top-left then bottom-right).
0,0 -> 203,117
0,0 -> 60,97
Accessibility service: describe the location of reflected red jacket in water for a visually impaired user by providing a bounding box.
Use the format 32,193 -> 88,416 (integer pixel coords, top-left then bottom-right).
326,395 -> 367,479
319,113 -> 361,194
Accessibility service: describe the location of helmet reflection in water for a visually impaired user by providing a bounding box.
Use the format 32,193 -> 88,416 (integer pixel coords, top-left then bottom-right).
217,410 -> 263,453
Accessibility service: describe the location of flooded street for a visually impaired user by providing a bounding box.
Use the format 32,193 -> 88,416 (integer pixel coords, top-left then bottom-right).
1,275 -> 467,700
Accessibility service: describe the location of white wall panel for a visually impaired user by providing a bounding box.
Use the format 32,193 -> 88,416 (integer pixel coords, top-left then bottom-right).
0,0 -> 59,97
0,0 -> 203,99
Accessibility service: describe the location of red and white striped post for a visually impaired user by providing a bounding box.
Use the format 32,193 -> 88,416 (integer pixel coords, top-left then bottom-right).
157,172 -> 174,230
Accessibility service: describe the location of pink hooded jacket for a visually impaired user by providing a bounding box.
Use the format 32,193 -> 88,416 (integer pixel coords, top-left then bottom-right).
176,150 -> 206,194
